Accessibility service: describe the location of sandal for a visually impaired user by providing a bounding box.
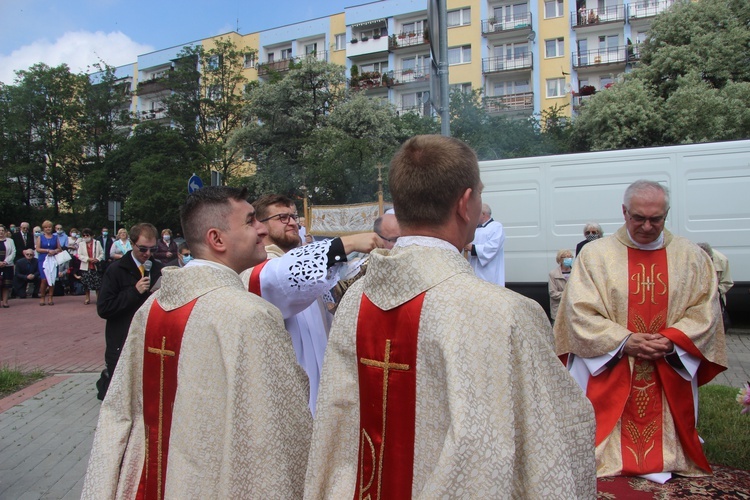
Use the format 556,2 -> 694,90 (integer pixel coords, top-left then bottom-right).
84,300 -> 90,305
48,300 -> 55,306
40,301 -> 46,306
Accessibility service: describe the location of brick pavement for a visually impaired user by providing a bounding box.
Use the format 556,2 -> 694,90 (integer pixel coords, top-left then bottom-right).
0,294 -> 748,499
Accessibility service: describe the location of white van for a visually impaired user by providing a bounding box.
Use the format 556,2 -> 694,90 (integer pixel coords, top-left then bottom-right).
478,139 -> 750,320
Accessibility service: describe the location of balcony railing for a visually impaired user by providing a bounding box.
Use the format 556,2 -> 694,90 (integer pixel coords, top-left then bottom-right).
481,13 -> 533,35
388,31 -> 429,50
396,102 -> 432,117
484,92 -> 534,113
482,53 -> 533,74
136,77 -> 169,95
257,51 -> 329,77
629,0 -> 675,19
139,108 -> 168,121
572,46 -> 631,68
572,93 -> 595,110
387,66 -> 431,85
349,71 -> 389,90
571,5 -> 626,28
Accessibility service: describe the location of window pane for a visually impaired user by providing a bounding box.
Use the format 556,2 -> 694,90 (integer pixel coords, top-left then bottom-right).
448,48 -> 460,65
447,11 -> 460,26
462,46 -> 471,63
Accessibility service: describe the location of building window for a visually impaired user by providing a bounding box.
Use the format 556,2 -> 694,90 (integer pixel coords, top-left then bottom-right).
546,78 -> 565,97
447,8 -> 471,27
267,52 -> 275,63
448,45 -> 472,65
361,61 -> 389,73
244,53 -> 256,68
495,79 -> 530,96
207,55 -> 220,70
450,82 -> 473,94
544,0 -> 564,18
281,48 -> 293,60
545,38 -> 565,58
335,34 -> 346,51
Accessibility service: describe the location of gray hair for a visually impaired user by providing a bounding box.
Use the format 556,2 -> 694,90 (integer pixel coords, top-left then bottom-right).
482,204 -> 492,216
623,180 -> 670,211
583,222 -> 602,236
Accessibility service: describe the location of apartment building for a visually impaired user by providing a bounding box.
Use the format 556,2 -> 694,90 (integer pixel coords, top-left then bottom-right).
107,0 -> 675,121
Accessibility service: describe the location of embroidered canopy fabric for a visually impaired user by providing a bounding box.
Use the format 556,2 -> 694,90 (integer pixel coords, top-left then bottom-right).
309,202 -> 384,236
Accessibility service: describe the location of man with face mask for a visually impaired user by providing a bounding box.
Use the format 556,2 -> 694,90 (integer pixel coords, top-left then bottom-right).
100,227 -> 115,271
576,222 -> 603,256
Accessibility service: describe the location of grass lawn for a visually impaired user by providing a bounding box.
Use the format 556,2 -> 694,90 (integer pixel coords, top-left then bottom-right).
699,384 -> 750,470
0,365 -> 46,399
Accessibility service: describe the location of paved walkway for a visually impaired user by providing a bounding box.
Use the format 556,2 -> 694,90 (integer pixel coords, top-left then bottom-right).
0,295 -> 748,499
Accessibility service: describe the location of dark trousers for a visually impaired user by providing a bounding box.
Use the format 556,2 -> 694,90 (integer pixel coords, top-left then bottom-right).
13,274 -> 40,298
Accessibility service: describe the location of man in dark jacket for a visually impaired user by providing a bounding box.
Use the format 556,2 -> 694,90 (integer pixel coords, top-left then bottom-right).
13,249 -> 40,298
96,222 -> 163,399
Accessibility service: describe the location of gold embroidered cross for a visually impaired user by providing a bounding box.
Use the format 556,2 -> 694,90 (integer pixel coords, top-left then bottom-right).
358,340 -> 410,500
147,336 -> 175,500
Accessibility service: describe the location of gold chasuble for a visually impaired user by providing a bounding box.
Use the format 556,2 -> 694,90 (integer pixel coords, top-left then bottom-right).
305,241 -> 596,499
555,227 -> 727,479
354,293 -> 424,500
136,299 -> 197,500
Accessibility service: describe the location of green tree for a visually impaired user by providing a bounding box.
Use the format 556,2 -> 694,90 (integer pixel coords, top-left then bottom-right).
3,64 -> 87,216
232,58 -> 347,198
165,38 -> 251,184
105,123 -> 198,230
75,63 -> 133,228
570,0 -> 750,150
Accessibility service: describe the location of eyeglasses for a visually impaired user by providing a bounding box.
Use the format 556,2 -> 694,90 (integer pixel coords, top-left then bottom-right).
626,209 -> 667,225
376,232 -> 399,243
136,245 -> 159,253
584,231 -> 599,236
259,213 -> 299,224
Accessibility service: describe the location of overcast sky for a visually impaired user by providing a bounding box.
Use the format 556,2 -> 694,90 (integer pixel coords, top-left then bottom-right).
0,0 -> 358,84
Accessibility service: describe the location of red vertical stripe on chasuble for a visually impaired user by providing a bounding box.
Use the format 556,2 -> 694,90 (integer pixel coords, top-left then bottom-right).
353,292 -> 425,500
136,298 -> 197,500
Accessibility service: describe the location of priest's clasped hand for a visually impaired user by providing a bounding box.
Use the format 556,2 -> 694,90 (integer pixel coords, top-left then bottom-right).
341,232 -> 383,254
623,333 -> 674,361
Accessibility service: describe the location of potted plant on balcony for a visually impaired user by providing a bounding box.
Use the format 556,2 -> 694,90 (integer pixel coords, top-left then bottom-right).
373,32 -> 381,40
351,37 -> 359,44
398,33 -> 407,40
361,35 -> 369,42
578,85 -> 596,96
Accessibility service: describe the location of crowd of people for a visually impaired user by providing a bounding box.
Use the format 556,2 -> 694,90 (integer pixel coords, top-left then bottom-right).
2,135 -> 731,497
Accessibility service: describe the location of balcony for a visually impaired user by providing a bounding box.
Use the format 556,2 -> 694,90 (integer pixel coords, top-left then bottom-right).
136,77 -> 169,96
481,13 -> 533,36
572,46 -> 630,68
484,92 -> 534,113
349,71 -> 389,91
629,0 -> 675,19
388,30 -> 429,51
257,51 -> 329,77
572,93 -> 595,111
387,66 -> 430,86
139,108 -> 168,121
348,36 -> 389,58
571,5 -> 626,28
482,53 -> 533,74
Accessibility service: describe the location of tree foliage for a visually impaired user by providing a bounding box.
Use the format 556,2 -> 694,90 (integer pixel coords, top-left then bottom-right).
571,0 -> 750,150
164,38 -> 250,183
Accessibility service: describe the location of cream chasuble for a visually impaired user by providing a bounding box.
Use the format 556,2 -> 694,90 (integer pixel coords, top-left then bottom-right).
82,263 -> 312,499
555,227 -> 727,479
305,240 -> 596,499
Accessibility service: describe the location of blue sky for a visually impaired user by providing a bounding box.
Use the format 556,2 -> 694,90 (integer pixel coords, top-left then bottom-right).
0,0 -> 357,84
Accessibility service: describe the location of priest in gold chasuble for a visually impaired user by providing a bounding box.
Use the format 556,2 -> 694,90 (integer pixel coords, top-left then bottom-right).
555,180 -> 727,483
305,135 -> 596,499
83,187 -> 311,499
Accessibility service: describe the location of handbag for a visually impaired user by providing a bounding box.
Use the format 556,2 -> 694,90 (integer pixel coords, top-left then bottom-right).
54,250 -> 72,265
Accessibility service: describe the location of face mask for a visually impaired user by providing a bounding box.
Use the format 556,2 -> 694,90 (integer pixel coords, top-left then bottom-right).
10,227 -> 17,233
585,232 -> 600,242
71,233 -> 77,238
182,255 -> 193,264
563,257 -> 574,267
163,235 -> 171,241
83,237 -> 92,243
34,232 -> 41,237
102,232 -> 109,237
56,229 -> 64,235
